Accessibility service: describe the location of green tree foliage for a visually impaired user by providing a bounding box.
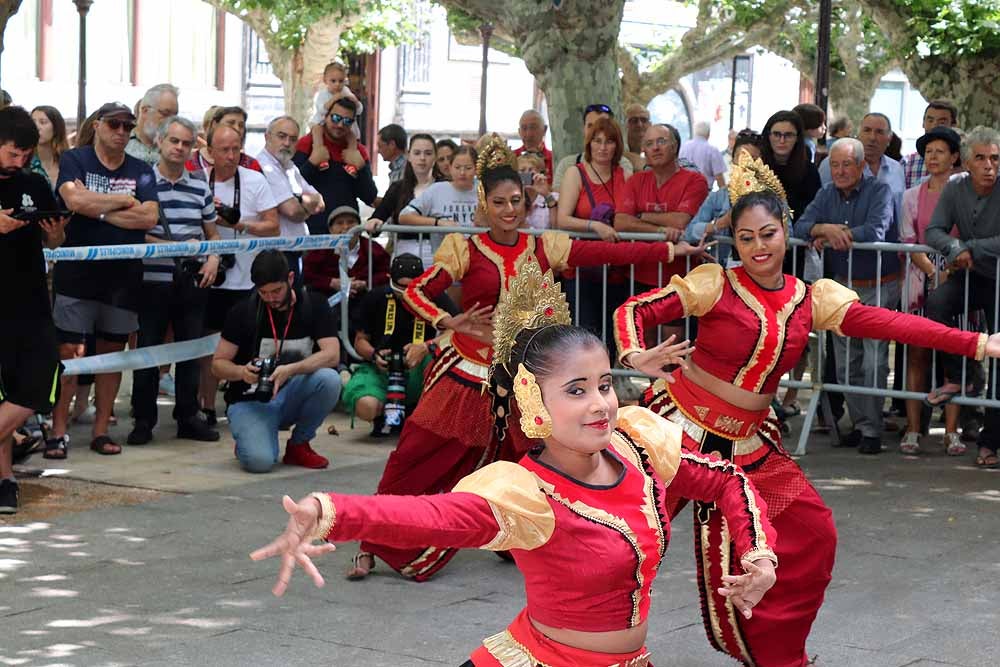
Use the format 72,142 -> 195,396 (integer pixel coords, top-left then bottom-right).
863,0 -> 1000,127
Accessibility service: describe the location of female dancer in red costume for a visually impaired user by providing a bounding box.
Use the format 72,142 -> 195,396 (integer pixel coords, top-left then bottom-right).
346,136 -> 706,581
614,157 -> 1000,667
251,261 -> 778,667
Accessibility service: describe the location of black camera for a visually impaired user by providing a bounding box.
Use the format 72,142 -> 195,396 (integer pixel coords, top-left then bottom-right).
174,259 -> 204,288
216,203 -> 240,227
382,352 -> 408,431
252,356 -> 278,402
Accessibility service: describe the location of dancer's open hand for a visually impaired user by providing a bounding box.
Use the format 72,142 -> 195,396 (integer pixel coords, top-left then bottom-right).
250,495 -> 337,597
624,335 -> 693,382
718,558 -> 776,619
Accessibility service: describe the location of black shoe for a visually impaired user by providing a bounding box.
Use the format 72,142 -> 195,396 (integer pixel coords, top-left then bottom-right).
369,416 -> 391,438
177,417 -> 220,442
0,479 -> 19,514
202,409 -> 217,427
858,436 -> 883,455
835,429 -> 862,449
127,421 -> 154,445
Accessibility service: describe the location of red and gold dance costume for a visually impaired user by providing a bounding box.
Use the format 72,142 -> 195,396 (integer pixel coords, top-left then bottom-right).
614,263 -> 987,667
362,230 -> 679,580
311,406 -> 777,667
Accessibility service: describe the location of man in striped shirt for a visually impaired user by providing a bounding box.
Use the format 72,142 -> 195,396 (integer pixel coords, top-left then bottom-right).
128,116 -> 221,446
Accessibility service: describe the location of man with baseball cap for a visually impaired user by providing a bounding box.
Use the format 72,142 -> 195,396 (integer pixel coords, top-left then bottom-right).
47,102 -> 159,459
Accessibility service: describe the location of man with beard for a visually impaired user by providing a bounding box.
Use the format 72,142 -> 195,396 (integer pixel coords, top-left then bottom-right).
257,116 -> 325,282
126,84 -> 179,166
293,97 -> 377,235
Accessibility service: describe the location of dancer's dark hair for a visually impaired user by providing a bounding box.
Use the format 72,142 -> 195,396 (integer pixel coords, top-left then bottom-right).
731,191 -> 787,230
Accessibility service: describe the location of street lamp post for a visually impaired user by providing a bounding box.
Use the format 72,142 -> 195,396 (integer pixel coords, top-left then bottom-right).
74,0 -> 94,129
478,23 -> 493,136
815,0 -> 832,116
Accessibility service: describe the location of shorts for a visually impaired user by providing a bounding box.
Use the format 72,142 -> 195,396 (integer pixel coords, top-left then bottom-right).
204,288 -> 251,332
340,358 -> 429,413
53,294 -> 138,344
0,320 -> 62,413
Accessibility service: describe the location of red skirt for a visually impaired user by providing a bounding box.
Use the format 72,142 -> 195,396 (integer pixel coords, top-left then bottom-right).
644,376 -> 837,667
361,347 -> 533,581
469,609 -> 653,667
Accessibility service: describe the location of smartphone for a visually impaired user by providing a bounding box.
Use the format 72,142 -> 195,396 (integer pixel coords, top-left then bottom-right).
519,171 -> 534,186
13,209 -> 71,223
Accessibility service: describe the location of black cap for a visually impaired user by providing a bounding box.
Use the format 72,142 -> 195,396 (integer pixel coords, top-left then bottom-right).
390,253 -> 424,284
916,126 -> 961,158
95,102 -> 136,122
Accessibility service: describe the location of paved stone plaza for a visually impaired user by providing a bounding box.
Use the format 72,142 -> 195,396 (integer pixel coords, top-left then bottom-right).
2,395 -> 999,666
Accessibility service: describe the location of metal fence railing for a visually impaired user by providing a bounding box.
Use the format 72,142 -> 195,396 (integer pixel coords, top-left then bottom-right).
49,226 -> 997,457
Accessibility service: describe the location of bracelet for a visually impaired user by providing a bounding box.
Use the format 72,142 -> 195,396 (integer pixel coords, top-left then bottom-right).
586,220 -> 594,233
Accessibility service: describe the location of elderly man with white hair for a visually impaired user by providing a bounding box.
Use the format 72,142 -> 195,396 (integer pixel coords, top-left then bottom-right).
126,83 -> 179,165
678,120 -> 727,189
257,115 -> 325,282
794,137 -> 900,455
514,109 -> 554,185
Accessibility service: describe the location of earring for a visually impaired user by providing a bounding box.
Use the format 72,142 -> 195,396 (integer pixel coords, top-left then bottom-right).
513,364 -> 552,439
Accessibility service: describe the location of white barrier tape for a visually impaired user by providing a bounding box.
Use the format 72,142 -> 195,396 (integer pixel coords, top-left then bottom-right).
43,233 -> 352,262
61,293 -> 345,376
63,335 -> 220,376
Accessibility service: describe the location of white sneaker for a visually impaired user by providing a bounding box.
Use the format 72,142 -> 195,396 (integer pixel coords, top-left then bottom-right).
899,432 -> 921,455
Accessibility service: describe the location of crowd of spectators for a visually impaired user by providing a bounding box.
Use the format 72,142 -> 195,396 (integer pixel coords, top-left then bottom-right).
2,70 -> 998,515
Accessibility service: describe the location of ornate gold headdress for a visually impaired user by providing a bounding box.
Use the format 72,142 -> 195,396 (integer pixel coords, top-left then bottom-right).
491,257 -> 571,373
728,151 -> 789,206
475,133 -> 519,210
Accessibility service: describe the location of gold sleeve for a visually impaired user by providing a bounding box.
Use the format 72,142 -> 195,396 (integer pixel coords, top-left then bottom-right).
614,405 -> 682,483
434,232 -> 471,280
811,278 -> 860,335
452,461 -> 555,551
670,262 -> 726,317
540,231 -> 573,271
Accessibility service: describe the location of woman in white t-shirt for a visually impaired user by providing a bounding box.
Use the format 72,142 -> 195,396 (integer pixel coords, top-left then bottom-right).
397,145 -> 479,266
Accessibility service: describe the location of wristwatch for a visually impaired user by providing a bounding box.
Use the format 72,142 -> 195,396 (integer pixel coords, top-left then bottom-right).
544,195 -> 557,209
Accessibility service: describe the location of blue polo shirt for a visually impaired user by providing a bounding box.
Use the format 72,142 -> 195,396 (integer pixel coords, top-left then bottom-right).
793,176 -> 900,281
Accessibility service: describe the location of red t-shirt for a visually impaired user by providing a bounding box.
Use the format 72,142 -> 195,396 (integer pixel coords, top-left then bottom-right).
294,133 -> 371,166
572,163 -> 629,283
620,168 -> 708,286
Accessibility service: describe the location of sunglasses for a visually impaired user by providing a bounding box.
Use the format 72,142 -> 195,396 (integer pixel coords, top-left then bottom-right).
329,113 -> 355,127
104,119 -> 136,132
584,104 -> 613,117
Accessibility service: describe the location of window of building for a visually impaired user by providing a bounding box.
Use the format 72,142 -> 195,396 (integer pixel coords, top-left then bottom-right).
136,0 -> 217,88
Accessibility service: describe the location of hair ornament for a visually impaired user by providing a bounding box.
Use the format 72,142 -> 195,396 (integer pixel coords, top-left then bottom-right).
475,133 -> 518,210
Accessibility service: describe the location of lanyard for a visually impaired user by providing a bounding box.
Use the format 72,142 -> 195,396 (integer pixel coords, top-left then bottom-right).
266,303 -> 295,358
209,165 -> 241,212
383,296 -> 425,344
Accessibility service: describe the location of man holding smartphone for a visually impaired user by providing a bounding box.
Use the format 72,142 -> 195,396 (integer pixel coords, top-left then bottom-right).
0,106 -> 69,513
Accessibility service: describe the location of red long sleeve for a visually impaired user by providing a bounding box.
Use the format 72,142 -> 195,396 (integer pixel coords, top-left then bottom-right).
301,249 -> 338,295
567,239 -> 673,268
839,303 -> 987,360
321,492 -> 502,549
669,452 -> 778,564
614,287 -> 687,363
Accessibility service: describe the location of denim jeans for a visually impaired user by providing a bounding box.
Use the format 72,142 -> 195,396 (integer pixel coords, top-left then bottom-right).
227,368 -> 342,473
831,278 -> 901,439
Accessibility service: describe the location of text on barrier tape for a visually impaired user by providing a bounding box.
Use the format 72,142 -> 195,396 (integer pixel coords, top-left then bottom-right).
44,234 -> 352,262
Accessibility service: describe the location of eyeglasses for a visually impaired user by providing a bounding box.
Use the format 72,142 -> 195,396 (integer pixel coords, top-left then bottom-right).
103,119 -> 136,132
584,104 -> 613,117
770,130 -> 798,142
642,137 -> 673,148
329,113 -> 355,127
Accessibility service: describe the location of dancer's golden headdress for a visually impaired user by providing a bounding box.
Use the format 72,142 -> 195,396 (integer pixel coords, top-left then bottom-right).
728,151 -> 789,208
491,258 -> 571,373
475,133 -> 518,211
490,258 -> 572,439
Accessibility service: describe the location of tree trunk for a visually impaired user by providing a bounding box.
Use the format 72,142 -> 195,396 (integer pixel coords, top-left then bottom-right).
898,55 -> 1000,130
440,0 -> 626,163
0,0 -> 24,85
828,71 -> 880,124
523,45 -> 622,162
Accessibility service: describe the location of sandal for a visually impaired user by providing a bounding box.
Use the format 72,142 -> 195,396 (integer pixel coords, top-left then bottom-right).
924,383 -> 976,408
345,551 -> 375,580
42,435 -> 69,460
974,450 -> 1000,469
943,432 -> 966,456
899,432 -> 921,455
89,435 -> 122,456
783,401 -> 803,418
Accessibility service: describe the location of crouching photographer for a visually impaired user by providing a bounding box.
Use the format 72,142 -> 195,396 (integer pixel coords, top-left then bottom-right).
129,116 -> 222,446
342,254 -> 457,437
211,250 -> 341,473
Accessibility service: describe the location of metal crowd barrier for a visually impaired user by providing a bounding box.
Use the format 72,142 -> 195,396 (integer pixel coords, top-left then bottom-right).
48,227 -> 997,457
